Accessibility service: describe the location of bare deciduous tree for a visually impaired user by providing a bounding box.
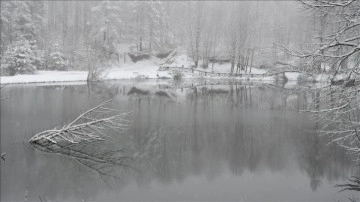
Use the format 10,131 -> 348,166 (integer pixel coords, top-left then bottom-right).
286,0 -> 360,76
290,0 -> 360,159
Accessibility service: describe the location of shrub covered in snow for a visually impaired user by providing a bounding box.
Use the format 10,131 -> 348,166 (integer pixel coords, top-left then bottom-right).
171,69 -> 184,80
47,44 -> 67,70
0,37 -> 42,76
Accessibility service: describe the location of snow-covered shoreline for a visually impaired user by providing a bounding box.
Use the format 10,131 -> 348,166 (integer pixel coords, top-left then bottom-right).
0,68 -> 331,85
0,60 -> 334,85
0,50 -> 337,85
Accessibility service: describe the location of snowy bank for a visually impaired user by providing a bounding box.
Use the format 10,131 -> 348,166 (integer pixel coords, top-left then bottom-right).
0,60 -> 160,84
1,71 -> 88,84
1,59 -> 336,85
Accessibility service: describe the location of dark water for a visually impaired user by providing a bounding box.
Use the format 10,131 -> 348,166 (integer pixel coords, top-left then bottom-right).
1,80 -> 359,202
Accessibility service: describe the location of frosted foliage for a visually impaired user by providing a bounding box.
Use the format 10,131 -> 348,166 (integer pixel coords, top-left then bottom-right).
47,44 -> 67,71
1,38 -> 41,76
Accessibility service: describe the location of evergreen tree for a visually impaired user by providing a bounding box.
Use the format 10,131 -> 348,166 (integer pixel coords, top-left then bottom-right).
1,36 -> 42,75
47,43 -> 67,70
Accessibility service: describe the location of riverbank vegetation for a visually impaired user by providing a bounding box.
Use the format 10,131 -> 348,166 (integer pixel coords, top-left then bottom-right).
295,0 -> 360,162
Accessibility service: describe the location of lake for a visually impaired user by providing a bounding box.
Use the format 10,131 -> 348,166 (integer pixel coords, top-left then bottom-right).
1,80 -> 358,202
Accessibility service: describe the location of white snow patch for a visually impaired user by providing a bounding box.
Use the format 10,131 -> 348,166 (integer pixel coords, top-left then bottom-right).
285,72 -> 300,81
1,71 -> 88,84
0,59 -> 336,85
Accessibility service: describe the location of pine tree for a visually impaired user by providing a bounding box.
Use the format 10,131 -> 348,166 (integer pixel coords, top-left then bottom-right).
1,36 -> 42,75
1,1 -> 46,57
47,43 -> 67,70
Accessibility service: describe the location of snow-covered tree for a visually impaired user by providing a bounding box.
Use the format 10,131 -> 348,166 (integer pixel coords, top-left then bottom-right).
1,1 -> 46,57
47,43 -> 67,70
1,36 -> 42,75
144,1 -> 168,52
1,1 -> 46,41
288,0 -> 360,73
127,1 -> 170,53
186,1 -> 204,68
294,0 -> 360,159
88,0 -> 122,60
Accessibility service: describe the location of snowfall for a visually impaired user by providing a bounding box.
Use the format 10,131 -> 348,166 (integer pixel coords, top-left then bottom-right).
0,53 -> 333,85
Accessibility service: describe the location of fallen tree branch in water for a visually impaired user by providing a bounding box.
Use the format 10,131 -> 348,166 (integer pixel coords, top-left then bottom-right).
29,98 -> 133,178
29,98 -> 128,145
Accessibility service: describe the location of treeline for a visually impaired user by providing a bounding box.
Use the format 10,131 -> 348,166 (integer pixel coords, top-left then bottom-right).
2,1 -> 356,76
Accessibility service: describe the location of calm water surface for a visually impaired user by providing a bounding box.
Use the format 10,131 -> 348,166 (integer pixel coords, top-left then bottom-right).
1,80 -> 359,202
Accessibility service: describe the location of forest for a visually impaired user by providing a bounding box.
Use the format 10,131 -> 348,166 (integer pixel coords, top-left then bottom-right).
1,1 -> 358,77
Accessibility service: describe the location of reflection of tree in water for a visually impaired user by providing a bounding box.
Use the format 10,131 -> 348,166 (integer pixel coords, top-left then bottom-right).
190,88 -> 203,176
266,114 -> 288,172
18,83 -> 357,200
295,115 -> 354,191
294,90 -> 358,192
247,133 -> 261,172
29,98 -> 134,185
228,113 -> 246,176
297,128 -> 325,191
87,82 -> 121,99
41,83 -> 122,101
123,84 -> 355,192
32,139 -> 133,180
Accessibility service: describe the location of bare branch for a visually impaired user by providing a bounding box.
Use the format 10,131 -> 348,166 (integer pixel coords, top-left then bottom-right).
29,98 -> 129,145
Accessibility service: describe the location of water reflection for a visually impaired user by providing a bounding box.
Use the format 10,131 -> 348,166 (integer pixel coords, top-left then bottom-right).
1,81 -> 358,202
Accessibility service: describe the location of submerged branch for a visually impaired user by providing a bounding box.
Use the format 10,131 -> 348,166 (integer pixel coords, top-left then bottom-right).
29,98 -> 128,144
29,98 -> 133,178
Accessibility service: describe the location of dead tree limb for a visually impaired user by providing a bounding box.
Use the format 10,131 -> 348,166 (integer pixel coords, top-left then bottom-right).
29,98 -> 129,145
29,98 -> 133,178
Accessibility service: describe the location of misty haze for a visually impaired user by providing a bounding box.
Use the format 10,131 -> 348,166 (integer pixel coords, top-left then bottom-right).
1,1 -> 360,202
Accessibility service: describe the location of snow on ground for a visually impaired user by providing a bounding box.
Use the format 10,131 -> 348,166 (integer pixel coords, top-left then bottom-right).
1,58 -> 334,85
209,63 -> 267,75
285,72 -> 300,81
106,60 -> 160,80
0,60 -> 161,84
166,52 -> 193,68
1,71 -> 88,84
